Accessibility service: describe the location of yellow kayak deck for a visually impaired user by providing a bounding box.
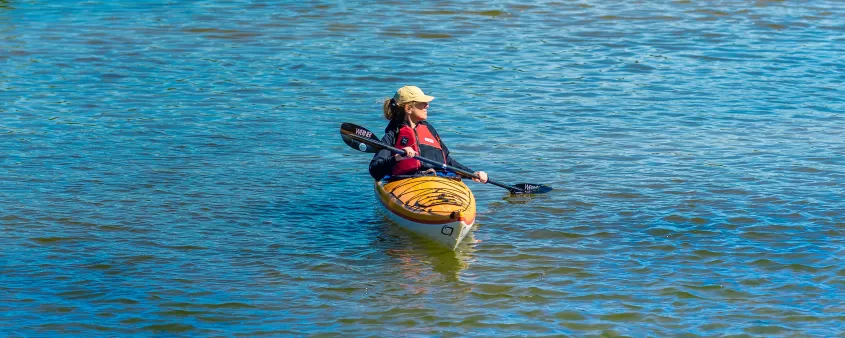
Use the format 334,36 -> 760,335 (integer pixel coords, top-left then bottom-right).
375,175 -> 476,226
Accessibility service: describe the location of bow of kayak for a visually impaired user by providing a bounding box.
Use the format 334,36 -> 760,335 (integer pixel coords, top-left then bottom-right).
374,175 -> 476,250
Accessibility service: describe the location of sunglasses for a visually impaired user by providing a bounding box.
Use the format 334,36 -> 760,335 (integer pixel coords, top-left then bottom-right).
413,101 -> 429,109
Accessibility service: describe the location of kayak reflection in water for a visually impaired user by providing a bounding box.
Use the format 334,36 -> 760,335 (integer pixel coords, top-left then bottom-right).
368,85 -> 489,184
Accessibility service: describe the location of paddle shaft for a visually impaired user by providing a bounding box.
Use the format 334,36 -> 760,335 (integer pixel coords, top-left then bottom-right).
348,134 -> 521,192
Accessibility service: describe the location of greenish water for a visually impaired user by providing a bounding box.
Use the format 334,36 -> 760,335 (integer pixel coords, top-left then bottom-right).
1,1 -> 843,336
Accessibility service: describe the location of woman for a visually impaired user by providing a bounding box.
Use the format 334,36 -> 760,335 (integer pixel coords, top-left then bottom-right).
369,85 -> 488,184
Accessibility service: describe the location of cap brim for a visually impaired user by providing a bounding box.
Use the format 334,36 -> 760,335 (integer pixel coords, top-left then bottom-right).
420,95 -> 435,102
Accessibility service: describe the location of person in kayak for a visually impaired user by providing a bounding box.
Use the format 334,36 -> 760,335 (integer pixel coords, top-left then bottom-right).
369,85 -> 488,184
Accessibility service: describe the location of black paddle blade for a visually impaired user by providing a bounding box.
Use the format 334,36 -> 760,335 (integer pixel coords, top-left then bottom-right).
510,183 -> 553,194
340,123 -> 381,153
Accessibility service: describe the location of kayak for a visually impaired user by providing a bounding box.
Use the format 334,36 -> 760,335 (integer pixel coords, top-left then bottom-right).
375,174 -> 476,250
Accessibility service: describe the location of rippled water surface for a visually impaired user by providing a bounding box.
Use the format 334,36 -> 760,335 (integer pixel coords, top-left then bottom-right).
2,0 -> 844,336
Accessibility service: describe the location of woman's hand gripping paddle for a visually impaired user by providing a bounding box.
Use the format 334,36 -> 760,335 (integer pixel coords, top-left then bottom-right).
340,123 -> 552,195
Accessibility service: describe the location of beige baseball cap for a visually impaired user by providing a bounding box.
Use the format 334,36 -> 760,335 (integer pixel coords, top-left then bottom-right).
393,85 -> 435,105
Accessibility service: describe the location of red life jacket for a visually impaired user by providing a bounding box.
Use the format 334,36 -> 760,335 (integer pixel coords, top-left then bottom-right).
392,123 -> 446,176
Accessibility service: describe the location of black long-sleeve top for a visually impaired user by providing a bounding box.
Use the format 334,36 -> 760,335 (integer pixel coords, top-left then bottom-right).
369,120 -> 472,181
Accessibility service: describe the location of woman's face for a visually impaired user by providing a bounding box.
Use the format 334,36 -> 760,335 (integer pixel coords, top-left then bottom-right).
406,101 -> 429,121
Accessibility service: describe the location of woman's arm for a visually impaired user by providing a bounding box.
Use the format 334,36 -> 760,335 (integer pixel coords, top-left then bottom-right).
369,132 -> 397,180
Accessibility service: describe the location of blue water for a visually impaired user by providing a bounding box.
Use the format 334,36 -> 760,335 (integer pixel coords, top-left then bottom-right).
2,1 -> 844,336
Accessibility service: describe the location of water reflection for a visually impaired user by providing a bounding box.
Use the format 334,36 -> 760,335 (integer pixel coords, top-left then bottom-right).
372,216 -> 476,283
502,194 -> 540,205
487,191 -> 553,207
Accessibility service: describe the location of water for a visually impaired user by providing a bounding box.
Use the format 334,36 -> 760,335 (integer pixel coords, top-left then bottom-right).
2,0 -> 843,336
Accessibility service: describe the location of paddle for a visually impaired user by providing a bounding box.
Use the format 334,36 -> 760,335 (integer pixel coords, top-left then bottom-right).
340,122 -> 552,195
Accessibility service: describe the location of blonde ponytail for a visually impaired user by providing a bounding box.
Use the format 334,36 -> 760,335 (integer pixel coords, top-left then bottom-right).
382,98 -> 405,122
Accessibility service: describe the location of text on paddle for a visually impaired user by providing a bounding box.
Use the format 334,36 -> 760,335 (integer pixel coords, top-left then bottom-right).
356,128 -> 373,139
